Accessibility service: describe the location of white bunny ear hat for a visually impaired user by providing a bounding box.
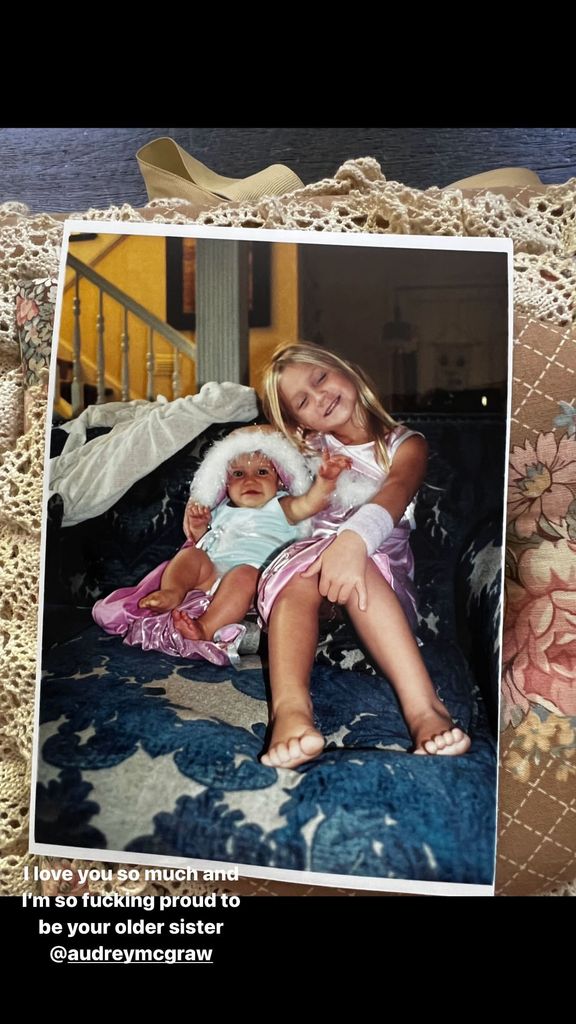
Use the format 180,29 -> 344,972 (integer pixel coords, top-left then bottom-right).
189,429 -> 313,507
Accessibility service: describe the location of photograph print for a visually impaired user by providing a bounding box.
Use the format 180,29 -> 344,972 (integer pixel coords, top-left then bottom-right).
32,222 -> 511,895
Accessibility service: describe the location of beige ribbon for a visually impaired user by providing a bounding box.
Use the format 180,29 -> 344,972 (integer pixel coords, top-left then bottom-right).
137,136 -> 304,205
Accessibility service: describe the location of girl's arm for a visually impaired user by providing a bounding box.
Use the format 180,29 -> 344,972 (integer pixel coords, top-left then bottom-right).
351,434 -> 428,524
280,453 -> 351,524
301,435 -> 428,610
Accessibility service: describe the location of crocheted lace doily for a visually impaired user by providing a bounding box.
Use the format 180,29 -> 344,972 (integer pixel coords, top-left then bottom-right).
0,160 -> 574,897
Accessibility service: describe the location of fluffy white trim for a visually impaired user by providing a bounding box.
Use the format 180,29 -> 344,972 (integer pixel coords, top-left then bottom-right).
306,455 -> 380,510
331,470 -> 381,509
190,429 -> 313,507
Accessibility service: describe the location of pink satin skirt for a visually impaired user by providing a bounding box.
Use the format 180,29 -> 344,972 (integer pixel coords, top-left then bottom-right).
92,541 -> 244,666
257,528 -> 418,630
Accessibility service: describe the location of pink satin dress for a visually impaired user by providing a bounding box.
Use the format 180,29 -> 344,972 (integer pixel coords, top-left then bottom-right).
92,539 -> 245,666
257,428 -> 421,630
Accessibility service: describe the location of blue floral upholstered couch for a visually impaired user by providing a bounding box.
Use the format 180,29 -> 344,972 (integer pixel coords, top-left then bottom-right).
35,414 -> 504,887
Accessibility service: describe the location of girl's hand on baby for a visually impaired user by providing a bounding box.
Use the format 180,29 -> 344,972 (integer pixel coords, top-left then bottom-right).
301,531 -> 368,610
183,501 -> 212,540
318,452 -> 352,481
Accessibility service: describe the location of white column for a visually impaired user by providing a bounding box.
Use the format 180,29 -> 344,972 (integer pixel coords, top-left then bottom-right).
195,239 -> 249,387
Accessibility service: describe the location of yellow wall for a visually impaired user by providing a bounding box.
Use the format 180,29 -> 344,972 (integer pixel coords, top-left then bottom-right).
250,241 -> 298,397
60,235 -> 299,403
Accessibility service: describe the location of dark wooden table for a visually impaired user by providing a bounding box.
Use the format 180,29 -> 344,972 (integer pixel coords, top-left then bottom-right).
0,127 -> 574,212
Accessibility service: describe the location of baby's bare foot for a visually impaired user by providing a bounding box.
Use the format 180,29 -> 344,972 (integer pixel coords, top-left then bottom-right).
410,704 -> 471,756
172,608 -> 207,641
261,704 -> 325,770
139,588 -> 184,612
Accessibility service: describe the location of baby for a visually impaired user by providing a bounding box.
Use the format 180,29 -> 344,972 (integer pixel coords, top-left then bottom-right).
93,430 -> 350,665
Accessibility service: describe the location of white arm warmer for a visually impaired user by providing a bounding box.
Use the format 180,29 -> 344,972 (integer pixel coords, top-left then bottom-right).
337,503 -> 395,556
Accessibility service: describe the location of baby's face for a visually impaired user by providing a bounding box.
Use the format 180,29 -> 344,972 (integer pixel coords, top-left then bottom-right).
226,453 -> 280,509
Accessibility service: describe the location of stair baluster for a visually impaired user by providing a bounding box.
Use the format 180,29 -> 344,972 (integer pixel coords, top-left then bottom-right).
96,289 -> 106,404
172,350 -> 182,400
146,326 -> 155,401
121,309 -> 130,402
71,274 -> 84,416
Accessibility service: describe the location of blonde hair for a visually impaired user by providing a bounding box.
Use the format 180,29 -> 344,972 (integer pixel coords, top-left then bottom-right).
262,342 -> 399,470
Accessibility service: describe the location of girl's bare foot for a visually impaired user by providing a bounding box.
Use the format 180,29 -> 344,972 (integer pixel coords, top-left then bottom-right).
261,703 -> 325,769
410,703 -> 471,756
139,588 -> 184,612
172,608 -> 207,641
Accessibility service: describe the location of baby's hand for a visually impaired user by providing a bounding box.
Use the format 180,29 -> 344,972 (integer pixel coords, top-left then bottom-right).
183,500 -> 212,540
318,452 -> 352,481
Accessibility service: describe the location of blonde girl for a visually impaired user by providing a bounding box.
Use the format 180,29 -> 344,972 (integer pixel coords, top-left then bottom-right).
257,342 -> 471,768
